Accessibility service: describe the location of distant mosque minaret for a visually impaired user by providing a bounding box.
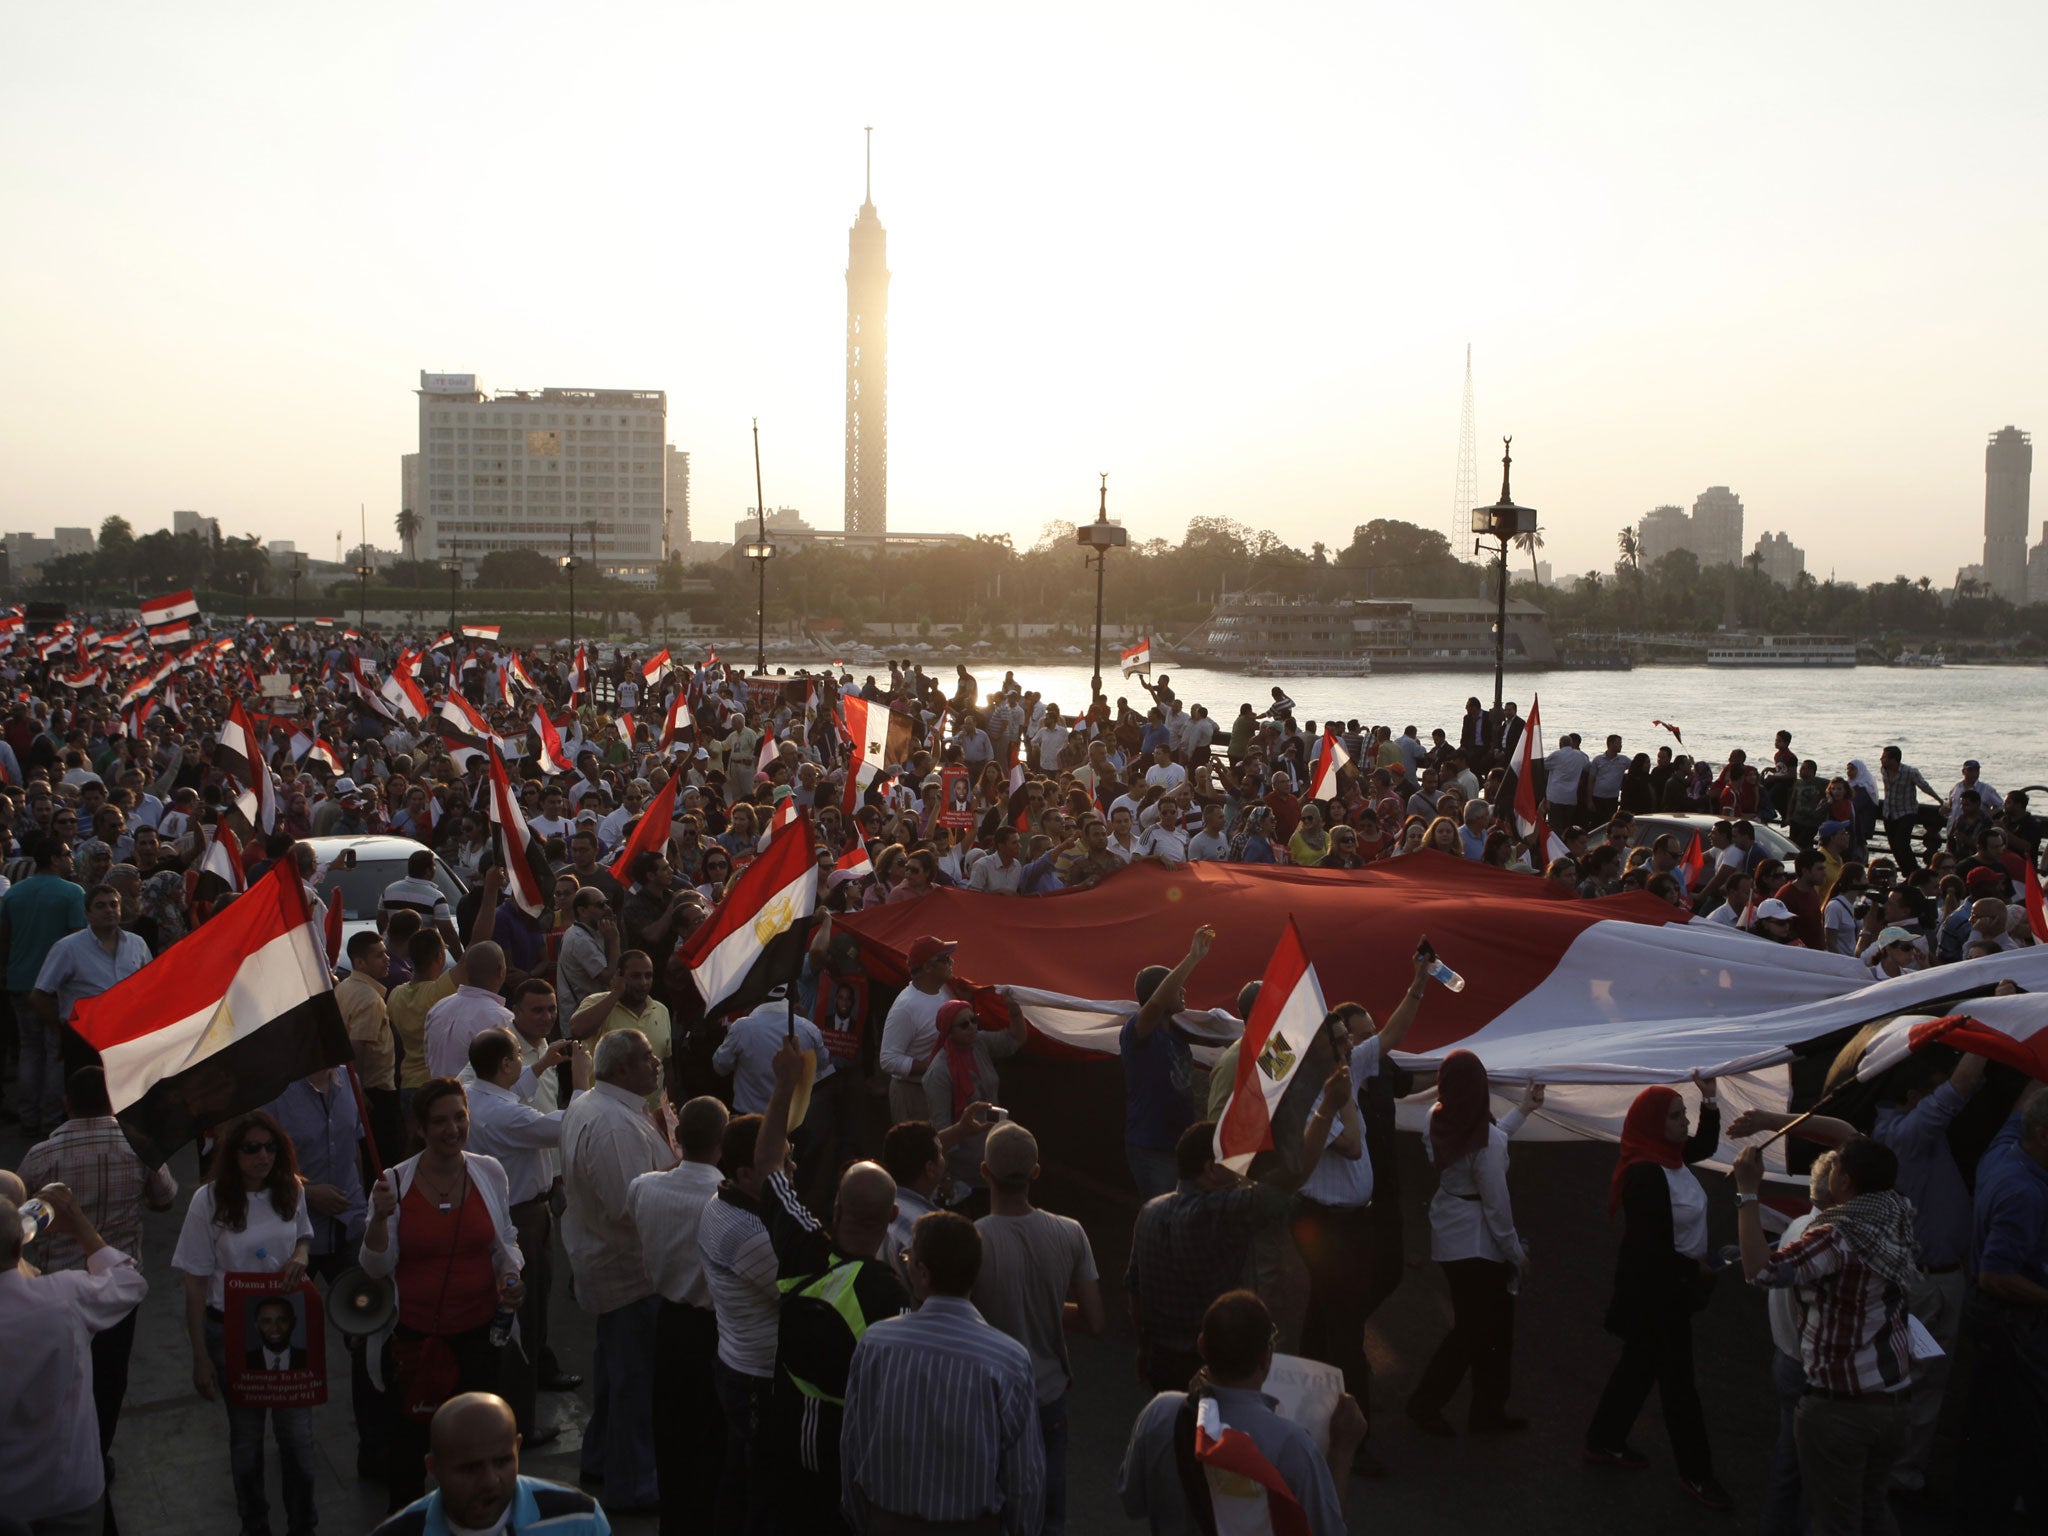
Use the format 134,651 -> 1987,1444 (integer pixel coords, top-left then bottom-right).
844,127 -> 890,534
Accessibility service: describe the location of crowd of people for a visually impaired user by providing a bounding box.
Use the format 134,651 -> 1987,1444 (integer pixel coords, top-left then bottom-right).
0,622 -> 2044,1536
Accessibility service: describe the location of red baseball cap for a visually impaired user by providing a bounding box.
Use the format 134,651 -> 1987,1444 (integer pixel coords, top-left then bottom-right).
907,935 -> 959,970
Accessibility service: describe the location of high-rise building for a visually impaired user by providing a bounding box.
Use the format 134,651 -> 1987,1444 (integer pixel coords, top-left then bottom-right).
2024,523 -> 2048,606
1985,426 -> 2031,605
4,527 -> 95,581
1635,488 -> 1746,570
665,445 -> 692,552
844,130 -> 890,534
413,373 -> 667,585
172,509 -> 221,541
734,506 -> 814,545
1751,530 -> 1805,586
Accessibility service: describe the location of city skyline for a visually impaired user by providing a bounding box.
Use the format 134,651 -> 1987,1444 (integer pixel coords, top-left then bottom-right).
1,3 -> 2043,588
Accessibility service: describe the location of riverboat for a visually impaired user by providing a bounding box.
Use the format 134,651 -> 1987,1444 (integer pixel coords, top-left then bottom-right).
1704,635 -> 1856,668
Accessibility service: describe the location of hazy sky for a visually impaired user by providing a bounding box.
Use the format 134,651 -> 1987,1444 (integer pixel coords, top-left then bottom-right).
3,3 -> 2043,586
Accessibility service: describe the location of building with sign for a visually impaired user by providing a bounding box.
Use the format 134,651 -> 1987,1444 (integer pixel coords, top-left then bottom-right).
412,372 -> 680,585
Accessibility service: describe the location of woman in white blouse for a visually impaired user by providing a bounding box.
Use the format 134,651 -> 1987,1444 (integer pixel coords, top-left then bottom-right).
172,1109 -> 317,1536
1406,1051 -> 1541,1436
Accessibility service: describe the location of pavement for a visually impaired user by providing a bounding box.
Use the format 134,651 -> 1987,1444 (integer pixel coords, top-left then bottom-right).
10,1104 -> 1971,1536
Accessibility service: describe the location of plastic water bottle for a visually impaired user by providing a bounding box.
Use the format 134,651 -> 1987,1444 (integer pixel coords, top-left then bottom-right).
488,1306 -> 517,1348
17,1197 -> 54,1244
1424,956 -> 1466,993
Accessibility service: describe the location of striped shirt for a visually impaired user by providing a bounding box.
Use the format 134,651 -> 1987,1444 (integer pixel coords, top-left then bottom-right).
17,1117 -> 176,1271
1754,1222 -> 1913,1395
840,1294 -> 1044,1533
701,1185 -> 780,1377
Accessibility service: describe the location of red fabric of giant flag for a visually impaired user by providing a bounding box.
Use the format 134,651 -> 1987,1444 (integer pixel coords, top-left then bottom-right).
486,746 -> 551,918
218,701 -> 277,834
2027,860 -> 2048,944
1120,636 -> 1151,675
677,808 -> 818,1014
1216,918 -> 1327,1171
70,864 -> 350,1167
1193,1394 -> 1312,1536
1307,727 -> 1350,803
1510,696 -> 1566,863
140,589 -> 200,628
608,774 -> 679,884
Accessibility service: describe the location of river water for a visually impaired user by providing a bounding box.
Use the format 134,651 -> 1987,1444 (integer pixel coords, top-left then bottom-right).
834,659 -> 2046,793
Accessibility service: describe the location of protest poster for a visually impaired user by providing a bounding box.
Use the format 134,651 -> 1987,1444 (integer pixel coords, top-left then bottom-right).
1261,1351 -> 1344,1456
221,1271 -> 327,1409
816,972 -> 869,1062
938,765 -> 974,829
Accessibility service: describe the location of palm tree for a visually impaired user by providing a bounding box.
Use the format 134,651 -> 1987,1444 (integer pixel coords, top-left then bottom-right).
1513,528 -> 1545,583
395,506 -> 420,562
1616,527 -> 1640,572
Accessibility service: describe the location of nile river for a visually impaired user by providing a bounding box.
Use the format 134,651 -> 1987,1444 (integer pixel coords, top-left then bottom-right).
828,660 -> 2045,794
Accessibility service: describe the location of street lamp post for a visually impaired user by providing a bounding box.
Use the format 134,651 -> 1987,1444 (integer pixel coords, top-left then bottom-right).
442,542 -> 463,636
746,420 -> 775,676
289,554 -> 307,629
1470,437 -> 1539,715
355,557 -> 372,633
1074,473 -> 1127,708
562,545 -> 580,652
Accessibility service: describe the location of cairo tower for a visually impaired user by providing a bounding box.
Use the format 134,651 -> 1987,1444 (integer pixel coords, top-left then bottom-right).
844,129 -> 890,534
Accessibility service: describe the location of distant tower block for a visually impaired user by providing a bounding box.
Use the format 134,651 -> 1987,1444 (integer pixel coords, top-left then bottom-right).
1985,426 -> 2032,605
844,128 -> 891,534
1451,345 -> 1478,553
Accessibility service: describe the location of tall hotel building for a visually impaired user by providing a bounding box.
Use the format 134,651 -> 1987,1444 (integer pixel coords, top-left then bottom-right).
413,372 -> 674,585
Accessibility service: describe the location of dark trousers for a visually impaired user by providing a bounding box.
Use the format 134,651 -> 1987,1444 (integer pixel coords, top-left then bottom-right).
1955,1293 -> 2048,1533
1410,1258 -> 1516,1425
1882,817 -> 1924,875
1291,1199 -> 1374,1408
1357,1195 -> 1405,1324
1760,1348 -> 1808,1536
89,1308 -> 137,1464
1587,1315 -> 1714,1482
508,1197 -> 558,1399
654,1303 -> 725,1536
382,1323 -> 500,1510
712,1359 -> 774,1536
308,1251 -> 389,1466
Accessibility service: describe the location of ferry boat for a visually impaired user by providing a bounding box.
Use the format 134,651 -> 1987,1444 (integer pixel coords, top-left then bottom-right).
1247,655 -> 1372,677
1182,592 -> 1554,674
1704,634 -> 1856,668
1892,651 -> 1946,668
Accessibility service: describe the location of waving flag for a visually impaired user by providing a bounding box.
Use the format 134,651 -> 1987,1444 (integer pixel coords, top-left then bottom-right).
485,746 -> 551,919
569,644 -> 588,704
380,659 -> 429,723
532,706 -> 575,775
439,690 -> 496,743
641,649 -> 673,690
198,826 -> 247,893
70,865 -> 350,1167
1307,726 -> 1350,803
1652,719 -> 1684,745
839,694 -> 909,811
305,737 -> 345,776
140,589 -> 200,628
428,631 -> 455,652
57,664 -> 105,692
617,710 -> 636,747
1215,918 -> 1327,1173
508,654 -> 539,693
661,693 -> 693,750
607,774 -> 679,883
1510,695 -> 1567,864
217,701 -> 277,834
461,623 -> 501,643
679,807 -> 818,1014
834,842 -> 874,881
1120,636 -> 1151,676
1679,833 -> 1706,895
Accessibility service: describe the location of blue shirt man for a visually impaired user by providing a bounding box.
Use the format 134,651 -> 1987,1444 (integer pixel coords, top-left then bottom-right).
1,853 -> 86,993
266,1071 -> 368,1261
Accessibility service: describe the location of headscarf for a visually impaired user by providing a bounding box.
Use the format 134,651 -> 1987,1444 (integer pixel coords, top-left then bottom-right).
930,998 -> 981,1121
1228,806 -> 1270,863
1609,1085 -> 1684,1217
141,869 -> 189,948
1428,1050 -> 1495,1171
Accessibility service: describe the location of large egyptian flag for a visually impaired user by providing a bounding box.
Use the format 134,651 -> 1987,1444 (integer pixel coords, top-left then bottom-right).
485,745 -> 552,918
608,773 -> 679,883
71,865 -> 351,1167
838,695 -> 912,812
1194,1393 -> 1311,1536
678,807 -> 818,1014
1306,727 -> 1350,804
141,588 -> 201,646
1215,917 -> 1329,1173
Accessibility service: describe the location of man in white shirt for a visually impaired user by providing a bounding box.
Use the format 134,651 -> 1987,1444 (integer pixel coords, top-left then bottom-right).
1542,734 -> 1591,833
878,936 -> 959,1123
1136,804 -> 1189,863
558,1029 -> 676,1510
1142,744 -> 1187,794
968,828 -> 1027,893
0,1178 -> 149,1536
629,1096 -> 731,1533
423,943 -> 514,1078
1947,760 -> 2002,829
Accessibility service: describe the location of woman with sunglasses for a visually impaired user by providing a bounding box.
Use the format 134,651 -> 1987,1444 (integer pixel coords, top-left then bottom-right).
172,1110 -> 318,1536
695,845 -> 734,903
361,1078 -> 525,1507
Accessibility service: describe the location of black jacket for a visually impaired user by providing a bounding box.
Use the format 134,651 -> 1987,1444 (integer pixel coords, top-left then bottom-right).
1603,1103 -> 1720,1337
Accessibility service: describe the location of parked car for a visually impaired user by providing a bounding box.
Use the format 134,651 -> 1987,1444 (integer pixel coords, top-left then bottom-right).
300,834 -> 467,970
1588,812 -> 1799,862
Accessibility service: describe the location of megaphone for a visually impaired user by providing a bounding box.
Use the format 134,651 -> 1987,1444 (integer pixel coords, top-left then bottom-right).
326,1266 -> 395,1337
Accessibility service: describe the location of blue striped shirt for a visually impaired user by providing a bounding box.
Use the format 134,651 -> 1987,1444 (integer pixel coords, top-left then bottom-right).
840,1294 -> 1044,1533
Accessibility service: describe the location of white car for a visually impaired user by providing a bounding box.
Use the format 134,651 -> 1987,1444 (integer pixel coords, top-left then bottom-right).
300,834 -> 467,971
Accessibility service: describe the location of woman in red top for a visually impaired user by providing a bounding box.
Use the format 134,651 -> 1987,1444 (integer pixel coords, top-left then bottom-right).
360,1078 -> 524,1508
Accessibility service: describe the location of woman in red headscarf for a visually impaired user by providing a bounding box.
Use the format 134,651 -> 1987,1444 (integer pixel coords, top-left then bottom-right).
1406,1051 -> 1544,1436
1584,1073 -> 1728,1510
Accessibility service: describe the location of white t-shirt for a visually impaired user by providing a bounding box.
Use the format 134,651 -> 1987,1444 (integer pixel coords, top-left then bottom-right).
1032,725 -> 1071,770
171,1184 -> 315,1311
1145,762 -> 1188,792
529,815 -> 572,842
878,985 -> 953,1080
1663,1165 -> 1710,1259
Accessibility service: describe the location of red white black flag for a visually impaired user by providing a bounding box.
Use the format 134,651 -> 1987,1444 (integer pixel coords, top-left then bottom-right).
607,774 -> 679,884
485,745 -> 551,919
1307,727 -> 1350,804
677,808 -> 817,1014
71,864 -> 351,1167
1215,918 -> 1326,1174
532,707 -> 575,776
218,701 -> 277,835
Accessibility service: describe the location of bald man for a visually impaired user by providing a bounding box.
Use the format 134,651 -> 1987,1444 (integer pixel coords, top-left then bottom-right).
748,1039 -> 910,1530
368,1392 -> 611,1535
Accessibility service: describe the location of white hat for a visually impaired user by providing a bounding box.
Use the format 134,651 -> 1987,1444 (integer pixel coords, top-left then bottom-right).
1753,898 -> 1794,921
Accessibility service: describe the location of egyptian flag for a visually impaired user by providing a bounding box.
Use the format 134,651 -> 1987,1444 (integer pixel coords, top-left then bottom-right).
1120,636 -> 1151,676
834,842 -> 874,881
1679,833 -> 1707,896
678,807 -> 817,1013
1857,993 -> 2048,1084
439,690 -> 496,743
758,797 -> 798,851
218,701 -> 277,834
569,644 -> 588,705
617,710 -> 637,748
508,654 -> 539,694
57,664 -> 105,692
498,665 -> 520,711
532,706 -> 576,776
141,588 -> 200,647
1307,726 -> 1350,803
305,737 -> 345,777
756,732 -> 778,780
642,649 -> 673,690
608,774 -> 679,883
198,825 -> 247,892
461,623 -> 501,643
485,745 -> 551,918
70,864 -> 351,1167
1215,918 -> 1327,1173
1192,1393 -> 1311,1536
1510,696 -> 1567,864
381,649 -> 429,723
661,693 -> 693,750
429,631 -> 455,653
839,695 -> 909,811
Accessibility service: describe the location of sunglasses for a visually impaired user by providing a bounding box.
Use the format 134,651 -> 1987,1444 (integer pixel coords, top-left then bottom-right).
238,1140 -> 278,1156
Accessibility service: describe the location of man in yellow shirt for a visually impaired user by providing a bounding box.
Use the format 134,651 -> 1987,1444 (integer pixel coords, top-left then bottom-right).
567,950 -> 672,1112
386,930 -> 460,1151
338,931 -> 400,1161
